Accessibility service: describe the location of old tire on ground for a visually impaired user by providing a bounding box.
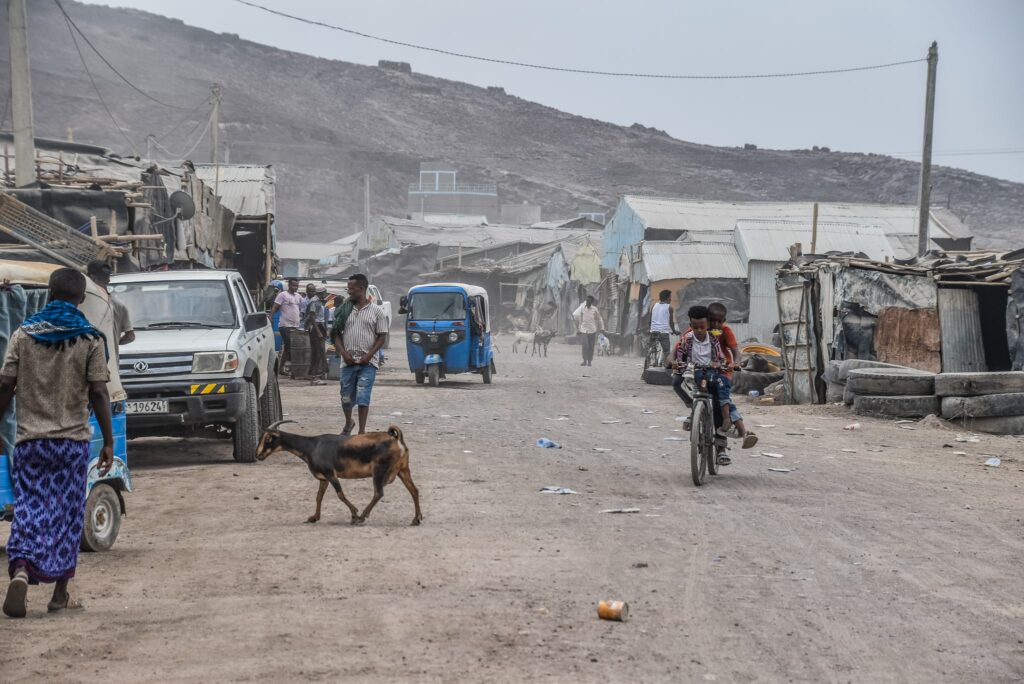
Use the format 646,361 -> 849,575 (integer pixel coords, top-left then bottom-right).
847,368 -> 935,397
836,359 -> 906,382
934,371 -> 1024,398
232,380 -> 261,463
414,370 -> 425,384
853,395 -> 940,418
952,414 -> 1024,435
642,367 -> 674,386
826,381 -> 845,403
940,393 -> 1024,419
259,371 -> 282,429
428,365 -> 440,387
843,384 -> 855,405
80,484 -> 121,552
732,370 -> 785,395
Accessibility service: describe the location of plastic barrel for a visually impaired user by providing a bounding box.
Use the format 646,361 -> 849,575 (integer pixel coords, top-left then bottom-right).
288,329 -> 311,378
0,453 -> 14,508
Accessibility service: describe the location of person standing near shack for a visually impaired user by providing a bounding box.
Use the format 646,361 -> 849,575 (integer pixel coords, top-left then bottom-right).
305,286 -> 329,386
333,274 -> 387,435
572,295 -> 605,367
271,278 -> 303,377
86,261 -> 135,347
1,268 -> 114,618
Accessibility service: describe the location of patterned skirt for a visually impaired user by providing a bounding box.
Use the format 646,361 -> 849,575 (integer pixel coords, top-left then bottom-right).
6,439 -> 90,583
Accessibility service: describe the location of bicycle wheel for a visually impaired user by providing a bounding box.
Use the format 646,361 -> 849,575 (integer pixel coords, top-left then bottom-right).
690,400 -> 708,486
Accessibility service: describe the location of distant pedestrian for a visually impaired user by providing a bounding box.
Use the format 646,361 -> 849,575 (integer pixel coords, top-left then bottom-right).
649,289 -> 677,360
1,268 -> 114,618
271,278 -> 303,377
572,295 -> 604,367
86,261 -> 135,346
305,286 -> 329,385
334,274 -> 387,435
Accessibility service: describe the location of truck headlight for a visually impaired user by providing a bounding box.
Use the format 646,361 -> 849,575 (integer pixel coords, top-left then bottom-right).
448,332 -> 459,342
192,351 -> 239,373
410,332 -> 422,343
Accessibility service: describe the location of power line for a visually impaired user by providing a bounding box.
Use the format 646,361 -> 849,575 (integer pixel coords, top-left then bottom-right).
151,109 -> 215,161
156,96 -> 213,142
54,0 -> 195,110
62,12 -> 141,156
232,0 -> 926,80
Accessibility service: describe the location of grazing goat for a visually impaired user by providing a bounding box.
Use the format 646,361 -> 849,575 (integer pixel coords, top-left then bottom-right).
597,333 -> 611,356
532,330 -> 555,357
511,330 -> 536,353
257,421 -> 422,526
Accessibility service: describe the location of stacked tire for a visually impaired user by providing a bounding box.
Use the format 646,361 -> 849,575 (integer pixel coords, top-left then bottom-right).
826,359 -> 940,418
936,372 -> 1024,434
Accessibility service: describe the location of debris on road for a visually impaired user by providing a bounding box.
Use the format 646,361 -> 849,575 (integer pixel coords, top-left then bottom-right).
641,409 -> 654,414
762,452 -> 785,459
597,600 -> 629,622
537,438 -> 562,449
601,508 -> 641,514
768,467 -> 792,473
956,435 -> 981,443
841,449 -> 857,453
984,457 -> 1001,467
844,423 -> 862,431
593,448 -> 612,453
632,561 -> 649,568
664,437 -> 685,441
540,486 -> 578,495
601,419 -> 622,424
755,424 -> 776,428
545,416 -> 569,421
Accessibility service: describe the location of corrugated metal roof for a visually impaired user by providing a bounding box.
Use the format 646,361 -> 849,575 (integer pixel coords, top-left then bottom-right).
276,240 -> 352,261
381,217 -> 602,250
621,196 -> 968,241
636,241 -> 746,283
194,164 -> 276,216
735,220 -> 899,262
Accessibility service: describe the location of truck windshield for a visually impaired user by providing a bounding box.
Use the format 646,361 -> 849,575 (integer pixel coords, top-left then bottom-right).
408,292 -> 465,321
114,281 -> 237,329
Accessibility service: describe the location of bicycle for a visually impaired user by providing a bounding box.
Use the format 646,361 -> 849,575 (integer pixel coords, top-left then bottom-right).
641,331 -> 675,379
681,363 -> 729,486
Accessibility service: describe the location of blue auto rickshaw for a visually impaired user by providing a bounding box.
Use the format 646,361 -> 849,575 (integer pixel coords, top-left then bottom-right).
400,283 -> 494,386
0,261 -> 131,552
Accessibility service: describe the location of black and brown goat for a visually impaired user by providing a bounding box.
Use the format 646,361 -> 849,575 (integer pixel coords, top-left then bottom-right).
257,421 -> 422,526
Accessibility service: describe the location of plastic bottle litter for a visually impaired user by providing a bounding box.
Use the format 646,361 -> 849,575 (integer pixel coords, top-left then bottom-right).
540,486 -> 578,494
984,457 -> 1001,467
748,390 -> 760,397
597,600 -> 629,622
536,438 -> 562,449
843,423 -> 861,431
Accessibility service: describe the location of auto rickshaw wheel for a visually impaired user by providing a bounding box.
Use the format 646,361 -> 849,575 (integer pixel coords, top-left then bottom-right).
428,365 -> 440,387
482,360 -> 493,384
415,370 -> 425,384
81,484 -> 121,552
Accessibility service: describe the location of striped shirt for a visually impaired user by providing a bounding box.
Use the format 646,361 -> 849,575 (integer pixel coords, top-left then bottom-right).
342,302 -> 388,368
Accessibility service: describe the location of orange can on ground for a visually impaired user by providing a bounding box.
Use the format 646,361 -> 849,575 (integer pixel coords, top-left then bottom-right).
597,600 -> 629,622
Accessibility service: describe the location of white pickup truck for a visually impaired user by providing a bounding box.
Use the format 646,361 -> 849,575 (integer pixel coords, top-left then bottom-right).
110,270 -> 281,462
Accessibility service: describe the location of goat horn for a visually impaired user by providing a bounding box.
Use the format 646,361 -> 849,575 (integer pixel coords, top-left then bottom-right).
265,419 -> 296,431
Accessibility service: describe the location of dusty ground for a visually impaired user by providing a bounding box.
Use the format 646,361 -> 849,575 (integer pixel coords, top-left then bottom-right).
2,339 -> 1024,682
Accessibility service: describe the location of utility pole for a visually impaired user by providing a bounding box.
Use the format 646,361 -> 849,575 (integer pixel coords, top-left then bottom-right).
916,41 -> 938,257
8,0 -> 36,187
363,174 -> 371,231
145,133 -> 155,160
210,84 -> 221,164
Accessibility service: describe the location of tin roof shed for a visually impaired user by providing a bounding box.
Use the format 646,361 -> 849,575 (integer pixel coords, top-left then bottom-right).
194,164 -> 276,217
735,219 -> 900,263
632,241 -> 746,285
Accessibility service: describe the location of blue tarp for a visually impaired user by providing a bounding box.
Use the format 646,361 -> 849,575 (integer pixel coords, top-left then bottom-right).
0,285 -> 49,455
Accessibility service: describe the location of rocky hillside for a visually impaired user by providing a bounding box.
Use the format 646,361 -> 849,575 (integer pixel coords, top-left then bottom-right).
2,1 -> 1022,246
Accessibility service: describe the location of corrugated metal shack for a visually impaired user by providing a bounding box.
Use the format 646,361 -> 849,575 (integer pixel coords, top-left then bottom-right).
776,250 -> 1024,404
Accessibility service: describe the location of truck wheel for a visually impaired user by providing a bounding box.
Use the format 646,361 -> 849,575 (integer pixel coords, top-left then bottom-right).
847,368 -> 935,396
428,365 -> 440,387
415,370 -> 425,385
482,360 -> 493,384
80,484 -> 121,552
259,371 -> 282,428
233,381 -> 260,463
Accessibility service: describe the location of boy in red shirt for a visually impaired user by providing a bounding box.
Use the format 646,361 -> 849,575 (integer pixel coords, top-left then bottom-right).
707,302 -> 757,452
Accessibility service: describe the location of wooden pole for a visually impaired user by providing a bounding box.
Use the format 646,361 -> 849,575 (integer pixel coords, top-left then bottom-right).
89,215 -> 98,239
8,0 -> 36,187
810,202 -> 819,254
917,42 -> 938,257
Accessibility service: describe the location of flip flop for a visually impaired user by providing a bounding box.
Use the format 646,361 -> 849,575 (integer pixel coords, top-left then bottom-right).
3,575 -> 28,618
47,595 -> 85,613
742,432 -> 759,449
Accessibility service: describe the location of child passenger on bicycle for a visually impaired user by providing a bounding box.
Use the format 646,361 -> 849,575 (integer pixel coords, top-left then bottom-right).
708,302 -> 757,452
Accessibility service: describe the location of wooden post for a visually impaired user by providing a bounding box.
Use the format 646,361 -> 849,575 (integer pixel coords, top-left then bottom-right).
2,144 -> 9,180
917,42 -> 939,257
810,202 -> 819,254
89,216 -> 98,239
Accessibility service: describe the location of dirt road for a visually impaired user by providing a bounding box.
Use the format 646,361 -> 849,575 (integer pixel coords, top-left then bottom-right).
2,340 -> 1023,681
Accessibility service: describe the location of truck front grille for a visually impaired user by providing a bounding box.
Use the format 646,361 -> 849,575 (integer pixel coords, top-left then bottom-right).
119,354 -> 193,379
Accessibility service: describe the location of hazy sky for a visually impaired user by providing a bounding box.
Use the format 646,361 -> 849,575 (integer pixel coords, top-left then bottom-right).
79,0 -> 1024,182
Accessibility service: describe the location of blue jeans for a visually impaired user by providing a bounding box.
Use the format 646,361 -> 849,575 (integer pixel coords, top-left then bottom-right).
340,364 -> 378,408
693,370 -> 742,423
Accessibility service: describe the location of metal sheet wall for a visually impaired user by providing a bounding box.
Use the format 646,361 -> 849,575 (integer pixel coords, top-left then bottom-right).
749,260 -> 784,342
938,288 -> 987,372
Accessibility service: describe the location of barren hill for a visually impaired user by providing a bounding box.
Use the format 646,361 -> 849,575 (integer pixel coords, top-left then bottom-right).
3,1 -> 1022,247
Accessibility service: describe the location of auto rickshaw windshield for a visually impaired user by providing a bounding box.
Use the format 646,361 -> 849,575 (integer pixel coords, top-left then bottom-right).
408,292 -> 466,320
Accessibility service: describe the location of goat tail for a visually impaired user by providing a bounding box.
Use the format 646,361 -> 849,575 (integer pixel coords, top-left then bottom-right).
387,424 -> 408,454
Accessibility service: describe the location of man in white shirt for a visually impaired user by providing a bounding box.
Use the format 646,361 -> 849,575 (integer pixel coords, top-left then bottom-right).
649,289 -> 678,359
572,295 -> 605,367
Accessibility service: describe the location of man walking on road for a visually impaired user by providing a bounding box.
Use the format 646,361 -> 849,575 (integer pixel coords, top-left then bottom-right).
1,268 -> 114,618
305,286 -> 329,386
334,274 -> 387,435
572,295 -> 604,367
649,289 -> 677,360
271,278 -> 303,377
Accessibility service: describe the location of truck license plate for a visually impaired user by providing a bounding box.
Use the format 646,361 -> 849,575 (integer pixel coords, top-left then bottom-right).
126,400 -> 168,414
